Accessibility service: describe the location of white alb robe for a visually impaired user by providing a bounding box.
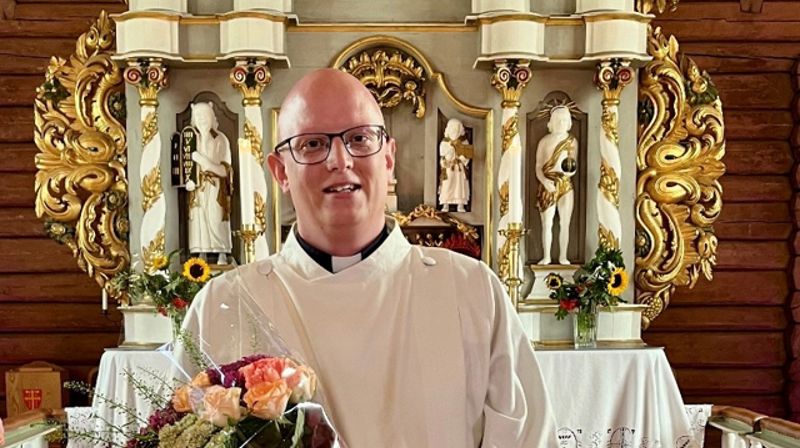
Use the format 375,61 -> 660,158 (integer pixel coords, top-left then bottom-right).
178,221 -> 558,447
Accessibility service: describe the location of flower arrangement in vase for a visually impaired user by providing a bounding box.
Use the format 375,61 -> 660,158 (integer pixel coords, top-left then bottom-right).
544,245 -> 629,348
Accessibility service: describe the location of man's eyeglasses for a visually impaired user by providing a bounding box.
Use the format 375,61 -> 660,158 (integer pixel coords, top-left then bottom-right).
274,124 -> 389,165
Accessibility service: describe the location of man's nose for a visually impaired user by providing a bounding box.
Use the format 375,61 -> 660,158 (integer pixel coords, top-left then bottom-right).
326,137 -> 353,171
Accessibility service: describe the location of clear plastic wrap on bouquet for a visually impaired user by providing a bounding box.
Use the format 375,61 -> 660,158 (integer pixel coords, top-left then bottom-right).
127,268 -> 341,448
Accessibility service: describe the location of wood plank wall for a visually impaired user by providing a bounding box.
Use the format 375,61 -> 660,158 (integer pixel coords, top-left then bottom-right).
0,0 -> 797,422
644,0 -> 798,419
0,0 -> 126,416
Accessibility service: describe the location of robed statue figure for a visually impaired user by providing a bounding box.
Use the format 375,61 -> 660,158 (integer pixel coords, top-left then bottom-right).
438,118 -> 473,213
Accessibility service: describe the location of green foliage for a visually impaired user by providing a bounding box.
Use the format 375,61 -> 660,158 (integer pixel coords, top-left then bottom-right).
548,245 -> 628,320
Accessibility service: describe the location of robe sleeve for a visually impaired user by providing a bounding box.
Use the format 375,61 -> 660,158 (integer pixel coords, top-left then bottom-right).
479,263 -> 559,447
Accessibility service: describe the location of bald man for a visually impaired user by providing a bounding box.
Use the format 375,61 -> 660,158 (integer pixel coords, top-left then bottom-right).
179,69 -> 557,447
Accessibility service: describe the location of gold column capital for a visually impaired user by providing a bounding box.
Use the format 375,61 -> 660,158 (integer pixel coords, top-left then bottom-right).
594,59 -> 634,106
490,59 -> 533,108
123,58 -> 168,108
230,58 -> 272,107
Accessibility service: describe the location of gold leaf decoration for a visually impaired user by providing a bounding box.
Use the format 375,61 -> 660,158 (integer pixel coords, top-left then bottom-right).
490,60 -> 532,108
229,59 -> 271,107
598,224 -> 619,250
635,26 -> 725,329
636,0 -> 680,15
141,111 -> 158,147
599,160 -> 620,208
34,11 -> 129,291
141,166 -> 162,213
142,229 -> 166,273
244,119 -> 264,166
391,204 -> 479,242
340,48 -> 427,118
254,191 -> 267,233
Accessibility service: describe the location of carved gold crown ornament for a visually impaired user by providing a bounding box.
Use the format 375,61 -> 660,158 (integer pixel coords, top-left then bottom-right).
34,11 -> 129,292
635,26 -> 725,329
338,48 -> 427,118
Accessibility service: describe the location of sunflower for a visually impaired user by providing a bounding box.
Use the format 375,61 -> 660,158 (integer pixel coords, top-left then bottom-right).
150,254 -> 169,272
607,267 -> 629,296
183,257 -> 211,283
544,273 -> 563,290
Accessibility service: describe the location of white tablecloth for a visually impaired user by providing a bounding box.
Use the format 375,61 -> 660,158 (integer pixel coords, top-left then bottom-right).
66,348 -> 174,447
536,347 -> 700,448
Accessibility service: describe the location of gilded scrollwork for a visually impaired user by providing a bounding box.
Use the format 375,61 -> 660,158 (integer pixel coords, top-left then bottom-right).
33,11 -> 129,291
490,60 -> 532,108
392,204 -> 479,242
230,58 -> 272,107
339,49 -> 427,118
636,26 -> 725,328
636,0 -> 680,15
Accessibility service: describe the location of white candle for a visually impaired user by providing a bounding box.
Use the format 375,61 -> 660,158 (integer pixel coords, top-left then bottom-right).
102,288 -> 108,312
238,138 -> 255,226
509,147 -> 522,223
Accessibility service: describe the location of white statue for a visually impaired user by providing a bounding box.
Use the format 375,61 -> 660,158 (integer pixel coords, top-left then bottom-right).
438,118 -> 473,213
535,106 -> 577,265
185,102 -> 233,265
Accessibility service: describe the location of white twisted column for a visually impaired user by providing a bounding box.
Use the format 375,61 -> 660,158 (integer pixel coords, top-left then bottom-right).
491,60 -> 531,306
124,59 -> 168,272
230,58 -> 271,261
594,59 -> 633,250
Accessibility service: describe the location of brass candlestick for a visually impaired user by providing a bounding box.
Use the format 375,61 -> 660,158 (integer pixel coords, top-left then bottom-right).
234,223 -> 263,264
499,222 -> 528,311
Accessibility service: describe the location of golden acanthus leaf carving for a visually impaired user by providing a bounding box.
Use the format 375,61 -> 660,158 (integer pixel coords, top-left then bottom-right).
142,229 -> 166,273
340,49 -> 426,118
599,160 -> 620,208
598,224 -> 619,250
255,191 -> 267,233
391,204 -> 479,242
243,119 -> 264,166
635,26 -> 725,329
141,166 -> 162,213
33,11 -> 129,291
636,0 -> 680,15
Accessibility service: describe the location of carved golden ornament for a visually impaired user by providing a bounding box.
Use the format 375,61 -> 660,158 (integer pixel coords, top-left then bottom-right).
501,115 -> 518,153
599,160 -> 620,208
123,59 -> 168,107
636,0 -> 679,15
141,229 -> 166,272
339,48 -> 426,118
141,111 -> 158,147
140,166 -> 162,213
598,224 -> 619,250
391,204 -> 479,242
498,182 -> 509,217
254,191 -> 267,233
243,119 -> 264,166
635,26 -> 725,329
595,59 -> 634,106
230,59 -> 272,107
497,240 -> 511,280
34,11 -> 129,291
601,107 -> 619,146
490,60 -> 532,108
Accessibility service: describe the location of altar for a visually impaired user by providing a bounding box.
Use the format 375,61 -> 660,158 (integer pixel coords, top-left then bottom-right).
70,346 -> 710,447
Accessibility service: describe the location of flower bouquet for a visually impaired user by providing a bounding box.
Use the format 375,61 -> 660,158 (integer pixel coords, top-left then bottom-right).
108,252 -> 213,327
124,354 -> 334,447
544,245 -> 629,348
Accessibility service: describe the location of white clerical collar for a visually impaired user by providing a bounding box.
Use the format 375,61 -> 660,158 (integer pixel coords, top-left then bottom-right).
331,254 -> 362,273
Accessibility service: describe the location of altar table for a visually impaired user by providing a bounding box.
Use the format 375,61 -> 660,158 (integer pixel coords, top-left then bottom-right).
72,346 -> 706,447
536,347 -> 703,448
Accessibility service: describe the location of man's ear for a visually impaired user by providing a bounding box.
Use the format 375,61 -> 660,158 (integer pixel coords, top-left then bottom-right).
267,152 -> 290,193
384,138 -> 396,172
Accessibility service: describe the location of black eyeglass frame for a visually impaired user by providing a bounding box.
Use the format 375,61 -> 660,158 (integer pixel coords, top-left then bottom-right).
273,124 -> 389,165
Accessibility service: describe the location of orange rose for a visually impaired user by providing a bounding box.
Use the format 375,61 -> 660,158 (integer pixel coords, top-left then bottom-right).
172,385 -> 193,413
192,372 -> 212,388
243,379 -> 291,420
239,358 -> 290,389
285,365 -> 317,403
199,385 -> 243,427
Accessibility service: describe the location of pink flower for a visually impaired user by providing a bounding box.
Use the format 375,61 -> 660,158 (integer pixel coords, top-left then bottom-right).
285,364 -> 317,403
243,379 -> 291,420
199,385 -> 243,427
239,357 -> 290,389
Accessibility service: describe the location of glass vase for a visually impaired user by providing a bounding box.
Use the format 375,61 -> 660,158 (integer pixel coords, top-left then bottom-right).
573,304 -> 598,349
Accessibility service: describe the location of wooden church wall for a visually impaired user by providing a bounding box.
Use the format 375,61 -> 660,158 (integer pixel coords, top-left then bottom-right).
0,0 -> 797,420
645,1 -> 799,420
0,0 -> 126,416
